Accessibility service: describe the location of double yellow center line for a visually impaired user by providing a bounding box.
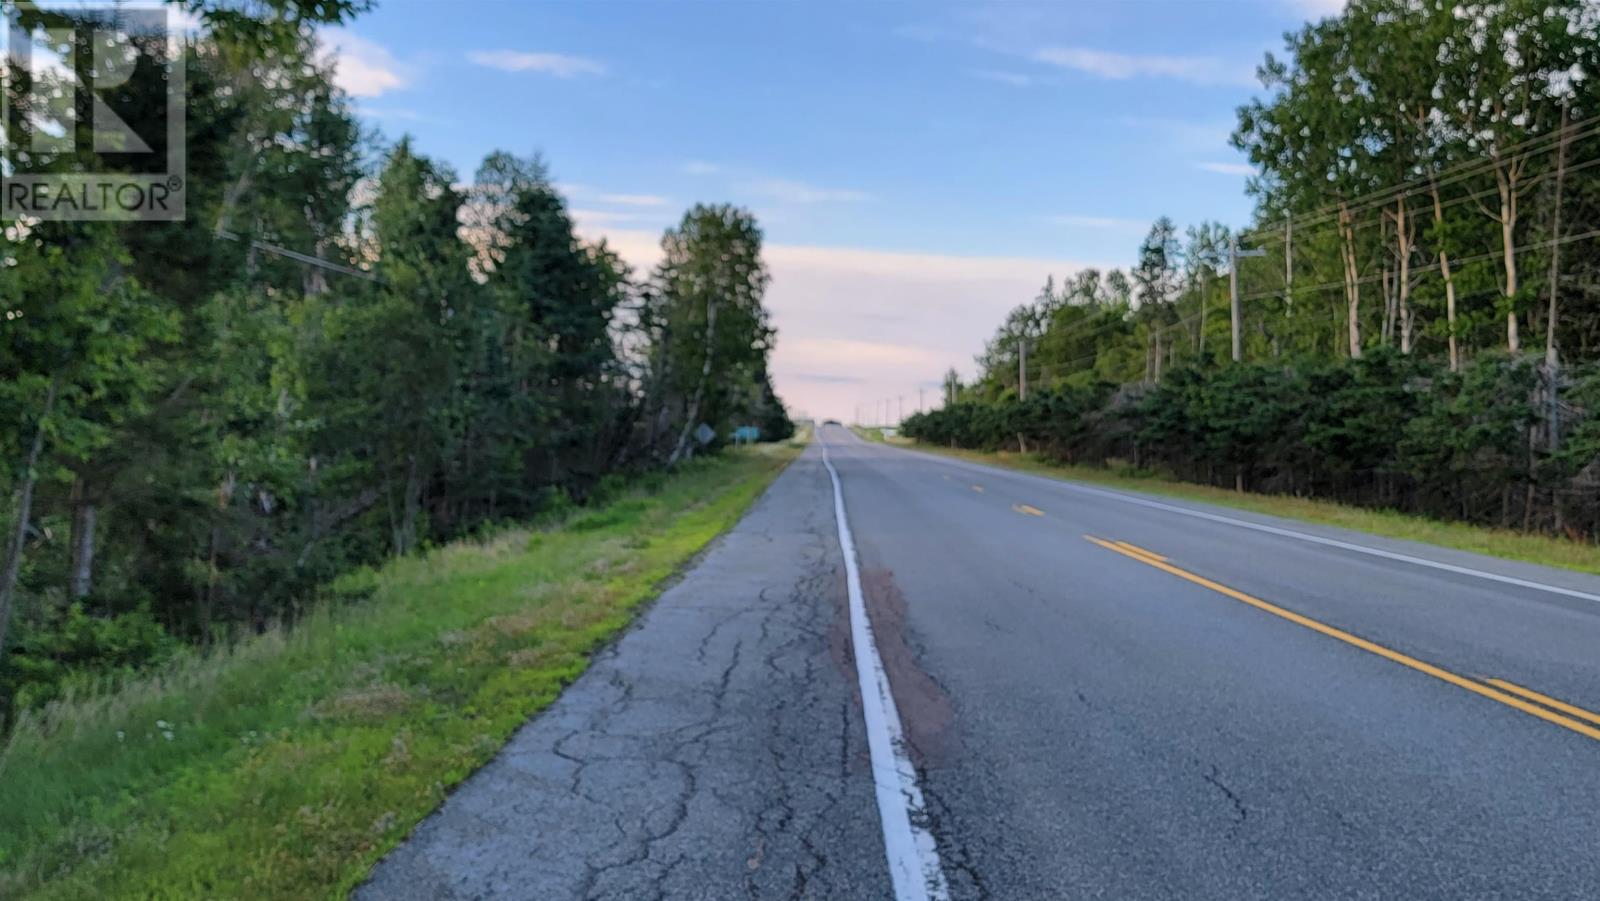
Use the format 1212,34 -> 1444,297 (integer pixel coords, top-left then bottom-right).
1086,534 -> 1600,744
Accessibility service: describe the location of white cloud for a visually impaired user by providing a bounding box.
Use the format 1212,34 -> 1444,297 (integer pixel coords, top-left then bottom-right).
595,193 -> 670,207
744,178 -> 870,204
466,50 -> 606,78
1195,161 -> 1254,176
357,106 -> 430,123
970,69 -> 1035,87
683,161 -> 720,175
1047,214 -> 1149,230
321,30 -> 409,98
1119,116 -> 1235,152
579,226 -> 1109,421
1292,0 -> 1348,17
1033,46 -> 1254,87
570,208 -> 663,228
557,186 -> 672,217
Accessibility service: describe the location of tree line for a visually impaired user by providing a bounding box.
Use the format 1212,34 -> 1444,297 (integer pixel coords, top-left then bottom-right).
0,1 -> 791,715
906,0 -> 1600,540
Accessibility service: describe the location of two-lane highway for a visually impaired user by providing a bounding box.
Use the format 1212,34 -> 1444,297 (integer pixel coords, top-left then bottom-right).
364,425 -> 1600,899
824,424 -> 1600,899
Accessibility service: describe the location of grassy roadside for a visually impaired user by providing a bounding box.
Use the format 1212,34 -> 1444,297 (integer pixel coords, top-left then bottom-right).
850,426 -> 900,444
0,444 -> 799,900
900,442 -> 1600,577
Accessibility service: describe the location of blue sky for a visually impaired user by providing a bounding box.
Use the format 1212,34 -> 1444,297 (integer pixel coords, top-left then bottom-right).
325,0 -> 1340,421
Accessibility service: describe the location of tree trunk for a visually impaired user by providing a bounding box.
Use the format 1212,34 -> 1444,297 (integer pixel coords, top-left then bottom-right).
398,450 -> 421,557
1396,199 -> 1414,355
1339,203 -> 1361,358
1283,219 -> 1293,321
669,295 -> 718,465
203,468 -> 236,637
1,377 -> 60,656
1382,264 -> 1395,346
1496,165 -> 1521,354
642,327 -> 672,458
1430,176 -> 1459,371
68,483 -> 97,600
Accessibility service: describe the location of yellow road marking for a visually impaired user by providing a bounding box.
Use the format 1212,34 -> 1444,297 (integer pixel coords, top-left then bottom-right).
1114,540 -> 1167,562
1013,504 -> 1045,517
1483,678 -> 1600,726
970,484 -> 984,493
1083,534 -> 1600,744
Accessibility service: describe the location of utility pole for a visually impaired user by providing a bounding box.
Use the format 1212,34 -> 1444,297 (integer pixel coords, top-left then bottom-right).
1230,236 -> 1267,363
1284,219 -> 1293,319
1546,101 -> 1570,371
1546,101 -> 1571,451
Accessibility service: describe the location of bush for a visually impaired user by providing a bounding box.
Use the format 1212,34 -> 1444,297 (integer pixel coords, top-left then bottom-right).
903,354 -> 1600,539
3,605 -> 179,716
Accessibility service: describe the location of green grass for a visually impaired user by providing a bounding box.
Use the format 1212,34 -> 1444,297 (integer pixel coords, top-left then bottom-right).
904,443 -> 1600,577
850,426 -> 906,444
0,446 -> 798,900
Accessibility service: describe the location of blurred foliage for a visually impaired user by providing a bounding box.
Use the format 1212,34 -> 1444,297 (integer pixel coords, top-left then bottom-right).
0,2 -> 792,721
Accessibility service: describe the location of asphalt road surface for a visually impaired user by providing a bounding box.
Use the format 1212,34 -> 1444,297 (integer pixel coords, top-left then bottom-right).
361,425 -> 1600,899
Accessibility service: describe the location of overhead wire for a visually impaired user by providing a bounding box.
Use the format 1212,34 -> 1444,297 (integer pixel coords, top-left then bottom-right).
215,229 -> 384,284
1241,116 -> 1600,240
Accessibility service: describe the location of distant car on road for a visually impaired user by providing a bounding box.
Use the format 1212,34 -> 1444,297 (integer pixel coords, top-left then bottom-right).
822,419 -> 840,425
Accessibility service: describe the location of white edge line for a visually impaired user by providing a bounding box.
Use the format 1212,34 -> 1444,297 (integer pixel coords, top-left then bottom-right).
886,441 -> 1600,607
819,431 -> 950,901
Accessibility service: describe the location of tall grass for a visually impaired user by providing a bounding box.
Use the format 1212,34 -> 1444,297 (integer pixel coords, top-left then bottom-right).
0,446 -> 797,899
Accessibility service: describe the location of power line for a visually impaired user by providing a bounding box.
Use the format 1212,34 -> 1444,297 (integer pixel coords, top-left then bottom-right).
1243,116 -> 1600,240
1246,150 -> 1600,255
1238,225 -> 1600,304
215,229 -> 384,284
1018,142 -> 1600,366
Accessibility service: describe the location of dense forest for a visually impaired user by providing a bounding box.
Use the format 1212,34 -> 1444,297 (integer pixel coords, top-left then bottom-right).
905,0 -> 1600,541
0,1 -> 790,716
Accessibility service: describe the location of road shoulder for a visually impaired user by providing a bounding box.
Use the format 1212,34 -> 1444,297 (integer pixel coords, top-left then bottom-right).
357,443 -> 889,900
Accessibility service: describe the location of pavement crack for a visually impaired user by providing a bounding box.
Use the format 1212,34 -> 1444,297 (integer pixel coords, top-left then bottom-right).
916,776 -> 988,900
361,450 -> 892,900
1202,763 -> 1249,833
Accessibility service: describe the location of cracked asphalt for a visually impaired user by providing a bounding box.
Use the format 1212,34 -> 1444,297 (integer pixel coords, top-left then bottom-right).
362,427 -> 1600,899
358,441 -> 890,900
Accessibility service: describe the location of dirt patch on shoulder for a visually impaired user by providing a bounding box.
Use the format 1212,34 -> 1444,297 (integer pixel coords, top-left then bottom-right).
858,567 -> 958,769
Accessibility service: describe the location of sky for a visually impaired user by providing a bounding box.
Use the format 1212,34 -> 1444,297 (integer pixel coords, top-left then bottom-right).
322,0 -> 1344,423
